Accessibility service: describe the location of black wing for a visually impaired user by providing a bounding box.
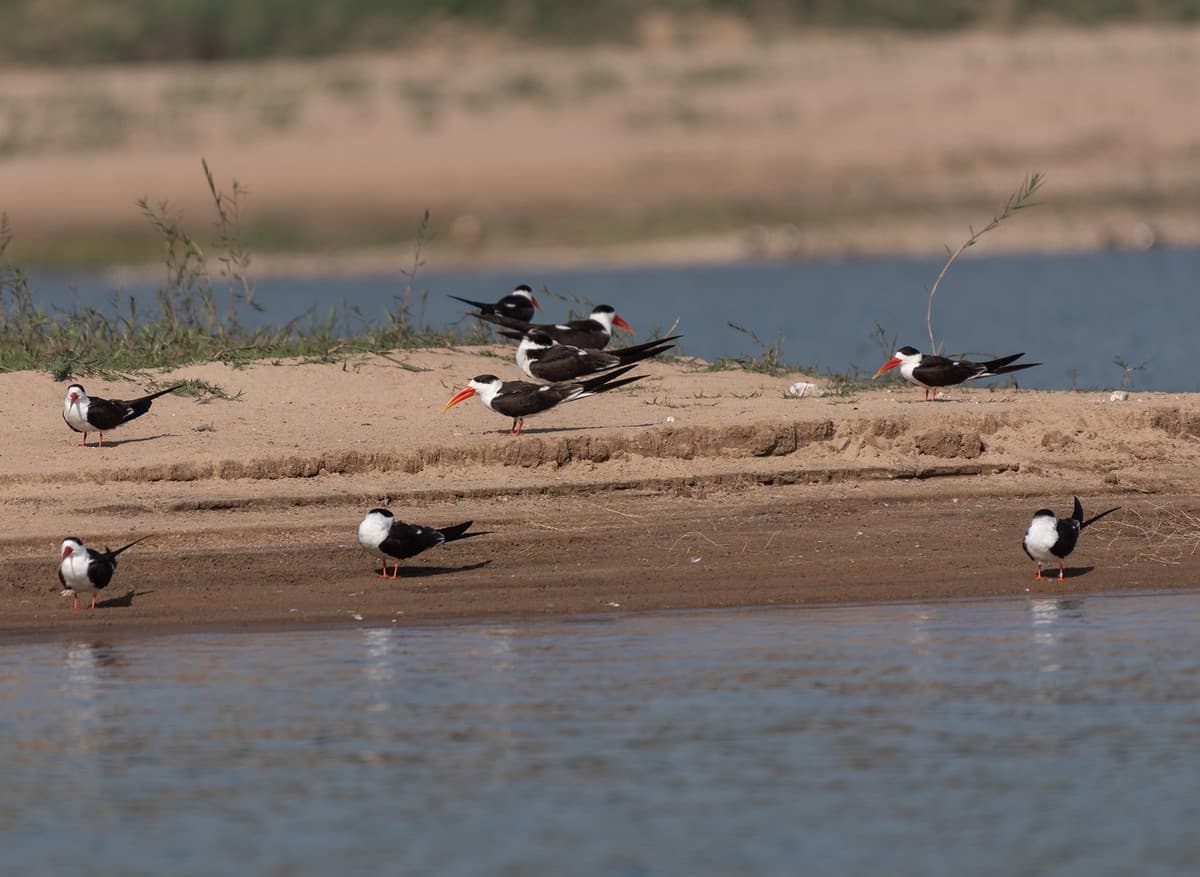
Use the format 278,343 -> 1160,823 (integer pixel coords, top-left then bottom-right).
452,295 -> 535,324
912,356 -> 985,387
379,520 -> 447,560
1050,520 -> 1080,560
490,381 -> 576,417
88,386 -> 182,430
86,550 -> 117,590
528,346 -> 621,381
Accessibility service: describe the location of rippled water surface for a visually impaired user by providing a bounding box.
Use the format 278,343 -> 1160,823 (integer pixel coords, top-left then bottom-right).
37,247 -> 1200,390
3,592 -> 1200,875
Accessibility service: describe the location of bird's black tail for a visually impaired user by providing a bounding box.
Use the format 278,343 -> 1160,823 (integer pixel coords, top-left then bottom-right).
578,364 -> 645,395
987,361 -> 1041,377
437,521 -> 487,543
982,352 -> 1026,371
475,312 -> 532,331
141,385 -> 185,401
1075,497 -> 1121,530
615,335 -> 682,364
448,294 -> 492,314
102,535 -> 149,560
129,385 -> 184,416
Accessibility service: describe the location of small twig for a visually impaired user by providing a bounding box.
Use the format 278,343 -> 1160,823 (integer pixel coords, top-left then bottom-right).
593,504 -> 642,520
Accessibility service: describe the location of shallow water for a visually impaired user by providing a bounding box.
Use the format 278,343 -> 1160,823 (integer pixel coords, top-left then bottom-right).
3,591 -> 1200,875
36,246 -> 1200,391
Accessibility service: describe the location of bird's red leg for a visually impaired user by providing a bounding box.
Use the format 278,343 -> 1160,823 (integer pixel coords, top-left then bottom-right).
377,566 -> 389,578
509,419 -> 518,435
1058,563 -> 1065,581
72,594 -> 79,611
1034,567 -> 1044,581
80,433 -> 88,447
389,563 -> 400,579
98,433 -> 104,447
89,594 -> 97,610
516,418 -> 524,436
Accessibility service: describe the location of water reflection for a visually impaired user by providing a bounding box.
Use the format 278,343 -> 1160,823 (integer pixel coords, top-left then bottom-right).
2,592 -> 1199,875
60,640 -> 124,754
1029,596 -> 1087,676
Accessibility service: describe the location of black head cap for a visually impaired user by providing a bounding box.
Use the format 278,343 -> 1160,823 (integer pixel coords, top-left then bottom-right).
897,346 -> 920,356
367,508 -> 393,518
514,284 -> 533,293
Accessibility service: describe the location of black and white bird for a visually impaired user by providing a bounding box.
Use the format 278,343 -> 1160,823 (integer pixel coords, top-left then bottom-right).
58,536 -> 147,610
442,365 -> 645,435
357,508 -> 484,578
1022,497 -> 1121,581
477,304 -> 633,349
449,284 -> 540,325
873,347 -> 1039,401
500,329 -> 680,383
62,383 -> 184,446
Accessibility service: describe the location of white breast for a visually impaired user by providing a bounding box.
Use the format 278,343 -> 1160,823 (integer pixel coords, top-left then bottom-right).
63,398 -> 90,432
899,359 -> 926,388
59,552 -> 93,589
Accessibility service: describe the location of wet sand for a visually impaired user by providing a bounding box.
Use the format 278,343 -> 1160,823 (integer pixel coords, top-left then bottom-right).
3,349 -> 1199,637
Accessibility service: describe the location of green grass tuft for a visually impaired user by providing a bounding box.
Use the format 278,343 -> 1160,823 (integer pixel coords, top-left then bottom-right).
0,162 -> 481,380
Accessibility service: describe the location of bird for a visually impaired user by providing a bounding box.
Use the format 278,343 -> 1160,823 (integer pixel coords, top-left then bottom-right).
357,508 -> 485,578
477,304 -> 633,349
58,536 -> 147,610
449,284 -> 540,324
62,383 -> 184,446
499,329 -> 681,382
442,364 -> 645,435
873,347 -> 1039,401
1022,497 -> 1121,581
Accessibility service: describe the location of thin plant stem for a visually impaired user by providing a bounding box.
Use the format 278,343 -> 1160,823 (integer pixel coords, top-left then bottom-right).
927,173 -> 1043,354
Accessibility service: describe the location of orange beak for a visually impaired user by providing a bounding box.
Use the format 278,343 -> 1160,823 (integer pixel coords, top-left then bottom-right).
873,357 -> 901,380
531,296 -> 541,311
613,315 -> 633,334
442,386 -> 476,412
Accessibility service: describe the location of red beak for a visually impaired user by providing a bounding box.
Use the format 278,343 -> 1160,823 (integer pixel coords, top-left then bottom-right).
613,315 -> 633,333
61,545 -> 74,559
442,387 -> 476,412
531,296 -> 541,311
873,357 -> 901,379
69,392 -> 78,402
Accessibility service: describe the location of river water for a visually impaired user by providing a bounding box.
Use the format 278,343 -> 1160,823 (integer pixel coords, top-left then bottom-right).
34,246 -> 1200,391
3,590 -> 1199,875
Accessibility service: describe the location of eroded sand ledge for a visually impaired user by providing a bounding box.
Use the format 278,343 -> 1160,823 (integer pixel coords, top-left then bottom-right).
3,349 -> 1200,637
